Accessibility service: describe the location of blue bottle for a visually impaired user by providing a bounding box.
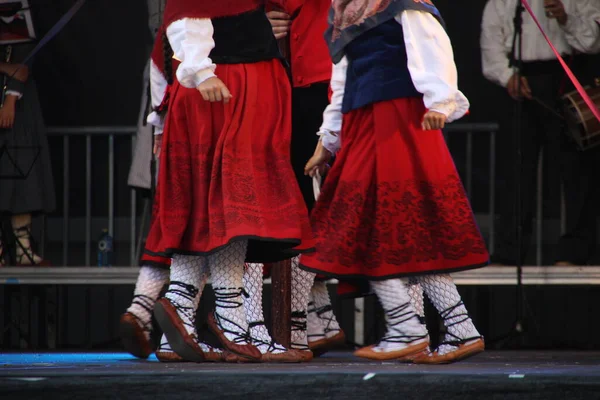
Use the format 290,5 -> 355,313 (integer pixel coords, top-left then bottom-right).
97,229 -> 114,267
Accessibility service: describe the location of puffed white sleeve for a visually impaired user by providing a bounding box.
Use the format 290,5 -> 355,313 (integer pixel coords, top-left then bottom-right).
166,18 -> 216,89
561,0 -> 600,54
146,59 -> 169,135
398,10 -> 469,122
317,56 -> 348,155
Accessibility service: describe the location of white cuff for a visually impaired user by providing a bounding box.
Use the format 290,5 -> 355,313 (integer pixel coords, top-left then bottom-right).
177,66 -> 217,89
5,90 -> 22,99
318,129 -> 341,156
429,95 -> 469,123
147,111 -> 164,135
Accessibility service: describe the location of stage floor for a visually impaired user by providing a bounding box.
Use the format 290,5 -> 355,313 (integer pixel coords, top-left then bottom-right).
1,351 -> 599,399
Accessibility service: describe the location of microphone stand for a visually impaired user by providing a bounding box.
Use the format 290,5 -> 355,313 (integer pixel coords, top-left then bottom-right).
492,0 -> 529,348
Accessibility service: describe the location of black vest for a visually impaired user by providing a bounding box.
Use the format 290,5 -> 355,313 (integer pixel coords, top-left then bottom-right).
210,7 -> 282,64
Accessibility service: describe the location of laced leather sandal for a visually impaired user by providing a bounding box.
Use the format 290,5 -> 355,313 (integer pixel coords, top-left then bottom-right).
247,321 -> 304,363
413,301 -> 485,364
119,310 -> 154,359
14,225 -> 51,266
153,281 -> 212,363
207,311 -> 262,362
309,304 -> 346,357
354,302 -> 429,361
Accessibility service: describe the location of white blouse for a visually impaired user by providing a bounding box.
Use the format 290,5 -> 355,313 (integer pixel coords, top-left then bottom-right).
318,10 -> 470,155
166,18 -> 217,89
481,0 -> 600,87
146,18 -> 218,134
146,59 -> 169,135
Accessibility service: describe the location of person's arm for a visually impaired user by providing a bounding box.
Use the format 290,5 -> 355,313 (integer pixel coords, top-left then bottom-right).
166,18 -> 216,89
318,56 -> 348,156
480,0 -> 514,88
557,0 -> 600,54
398,10 -> 469,123
304,57 -> 347,177
146,59 -> 169,135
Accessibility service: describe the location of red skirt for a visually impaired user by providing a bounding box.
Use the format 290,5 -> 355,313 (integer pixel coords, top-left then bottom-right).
299,98 -> 489,285
144,60 -> 314,263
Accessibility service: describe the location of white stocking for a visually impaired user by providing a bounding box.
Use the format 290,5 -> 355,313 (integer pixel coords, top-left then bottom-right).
127,265 -> 169,339
290,256 -> 316,350
209,241 -> 250,344
307,297 -> 325,343
157,333 -> 173,353
370,279 -> 428,352
406,277 -> 426,326
164,255 -> 208,338
243,263 -> 286,354
311,281 -> 341,338
416,274 -> 481,355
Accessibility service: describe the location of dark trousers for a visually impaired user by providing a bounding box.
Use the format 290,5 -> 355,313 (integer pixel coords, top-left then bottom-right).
290,83 -> 330,212
494,66 -> 600,265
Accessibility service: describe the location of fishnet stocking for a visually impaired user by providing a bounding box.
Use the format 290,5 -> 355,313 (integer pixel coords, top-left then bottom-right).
243,263 -> 286,354
290,256 -> 316,350
415,274 -> 481,355
370,279 -> 428,352
406,277 -> 426,326
311,281 -> 341,339
127,265 -> 169,339
165,255 -> 208,338
210,240 -> 251,345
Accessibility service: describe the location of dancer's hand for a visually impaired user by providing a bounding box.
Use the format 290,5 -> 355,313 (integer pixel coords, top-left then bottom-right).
422,110 -> 447,130
305,140 -> 332,177
0,96 -> 16,129
267,11 -> 291,39
197,77 -> 232,103
544,0 -> 567,25
507,73 -> 532,100
153,134 -> 163,158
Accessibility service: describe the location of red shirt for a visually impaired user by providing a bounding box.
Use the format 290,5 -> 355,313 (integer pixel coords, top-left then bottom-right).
272,0 -> 332,88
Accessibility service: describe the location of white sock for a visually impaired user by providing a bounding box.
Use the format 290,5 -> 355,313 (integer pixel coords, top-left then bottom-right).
209,241 -> 250,344
370,279 -> 428,352
290,256 -> 316,351
416,274 -> 481,355
243,263 -> 286,354
127,265 -> 169,337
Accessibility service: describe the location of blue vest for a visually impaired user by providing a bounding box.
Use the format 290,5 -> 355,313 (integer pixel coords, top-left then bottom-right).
341,20 -> 421,114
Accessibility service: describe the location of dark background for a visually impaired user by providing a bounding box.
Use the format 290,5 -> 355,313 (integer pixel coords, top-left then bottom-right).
1,0 -> 600,351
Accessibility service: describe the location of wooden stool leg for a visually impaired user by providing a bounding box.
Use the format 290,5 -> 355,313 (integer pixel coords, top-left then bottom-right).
270,259 -> 292,348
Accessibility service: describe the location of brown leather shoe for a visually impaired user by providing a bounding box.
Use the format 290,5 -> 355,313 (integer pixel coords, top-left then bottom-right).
354,340 -> 429,361
413,338 -> 485,365
261,349 -> 305,363
153,298 -> 206,363
309,330 -> 346,357
207,312 -> 262,361
155,351 -> 185,363
119,312 -> 154,359
298,350 -> 314,362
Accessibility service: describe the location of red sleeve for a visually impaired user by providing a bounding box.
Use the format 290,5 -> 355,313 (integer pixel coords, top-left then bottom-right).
265,0 -> 304,15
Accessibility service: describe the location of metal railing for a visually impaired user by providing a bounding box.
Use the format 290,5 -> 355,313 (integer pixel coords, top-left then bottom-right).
42,122 -> 564,269
444,122 -> 498,255
46,126 -> 140,267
